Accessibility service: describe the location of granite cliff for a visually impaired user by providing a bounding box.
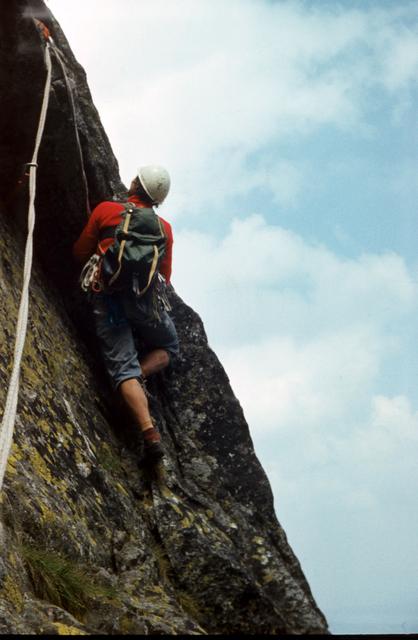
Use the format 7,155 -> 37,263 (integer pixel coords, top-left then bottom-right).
0,1 -> 329,634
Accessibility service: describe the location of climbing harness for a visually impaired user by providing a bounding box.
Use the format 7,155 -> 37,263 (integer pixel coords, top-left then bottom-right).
0,29 -> 52,491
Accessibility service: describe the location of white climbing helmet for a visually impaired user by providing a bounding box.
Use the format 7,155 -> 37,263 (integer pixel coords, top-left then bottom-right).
137,165 -> 171,205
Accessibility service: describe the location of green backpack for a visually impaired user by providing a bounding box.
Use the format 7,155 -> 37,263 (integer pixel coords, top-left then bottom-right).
100,202 -> 167,295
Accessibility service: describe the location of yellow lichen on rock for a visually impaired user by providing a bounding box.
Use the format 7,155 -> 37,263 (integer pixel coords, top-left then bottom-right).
262,571 -> 275,584
115,482 -> 129,496
37,419 -> 51,436
52,622 -> 88,635
6,458 -> 18,477
1,574 -> 24,612
5,442 -> 23,477
64,421 -> 74,437
38,500 -> 58,525
29,448 -> 54,485
180,516 -> 193,528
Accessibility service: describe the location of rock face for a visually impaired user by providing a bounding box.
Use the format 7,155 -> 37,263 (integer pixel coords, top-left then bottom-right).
0,1 -> 329,635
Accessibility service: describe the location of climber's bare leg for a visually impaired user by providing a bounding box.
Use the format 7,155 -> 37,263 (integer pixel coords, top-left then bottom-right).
140,349 -> 170,378
119,378 -> 153,433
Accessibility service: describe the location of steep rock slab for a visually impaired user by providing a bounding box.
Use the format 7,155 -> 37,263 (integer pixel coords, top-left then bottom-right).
0,1 -> 329,635
0,209 -> 205,636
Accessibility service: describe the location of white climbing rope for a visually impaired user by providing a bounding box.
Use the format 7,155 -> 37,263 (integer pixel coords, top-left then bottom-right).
0,42 -> 52,491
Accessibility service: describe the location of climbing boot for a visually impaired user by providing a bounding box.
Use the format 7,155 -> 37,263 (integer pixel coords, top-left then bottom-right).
145,441 -> 164,463
143,425 -> 164,463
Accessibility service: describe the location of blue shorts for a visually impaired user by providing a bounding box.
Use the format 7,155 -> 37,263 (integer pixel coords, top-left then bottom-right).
90,291 -> 179,390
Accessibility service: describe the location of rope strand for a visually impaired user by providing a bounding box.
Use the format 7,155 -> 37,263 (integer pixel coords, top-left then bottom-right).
0,42 -> 52,491
51,45 -> 91,218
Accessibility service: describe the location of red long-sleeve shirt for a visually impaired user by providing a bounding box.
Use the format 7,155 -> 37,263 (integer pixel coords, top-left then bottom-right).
73,195 -> 173,284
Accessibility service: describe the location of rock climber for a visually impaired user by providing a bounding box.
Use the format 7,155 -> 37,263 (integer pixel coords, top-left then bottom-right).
73,165 -> 179,463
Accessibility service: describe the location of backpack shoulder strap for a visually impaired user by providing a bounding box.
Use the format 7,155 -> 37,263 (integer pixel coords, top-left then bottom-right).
107,207 -> 134,286
98,202 -> 138,240
156,214 -> 166,239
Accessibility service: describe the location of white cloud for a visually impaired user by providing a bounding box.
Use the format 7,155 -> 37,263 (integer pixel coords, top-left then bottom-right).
50,0 -> 418,219
221,328 -> 383,435
355,394 -> 418,465
373,21 -> 418,92
174,214 -> 417,346
173,213 -> 418,530
272,391 -> 418,516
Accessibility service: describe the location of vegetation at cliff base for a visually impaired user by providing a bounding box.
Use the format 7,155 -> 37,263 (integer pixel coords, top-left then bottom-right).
21,544 -> 117,616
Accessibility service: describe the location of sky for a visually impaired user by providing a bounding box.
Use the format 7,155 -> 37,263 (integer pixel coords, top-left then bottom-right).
48,0 -> 418,634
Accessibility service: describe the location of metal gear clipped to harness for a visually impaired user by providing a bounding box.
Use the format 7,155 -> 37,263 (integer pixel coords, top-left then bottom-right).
79,253 -> 103,293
